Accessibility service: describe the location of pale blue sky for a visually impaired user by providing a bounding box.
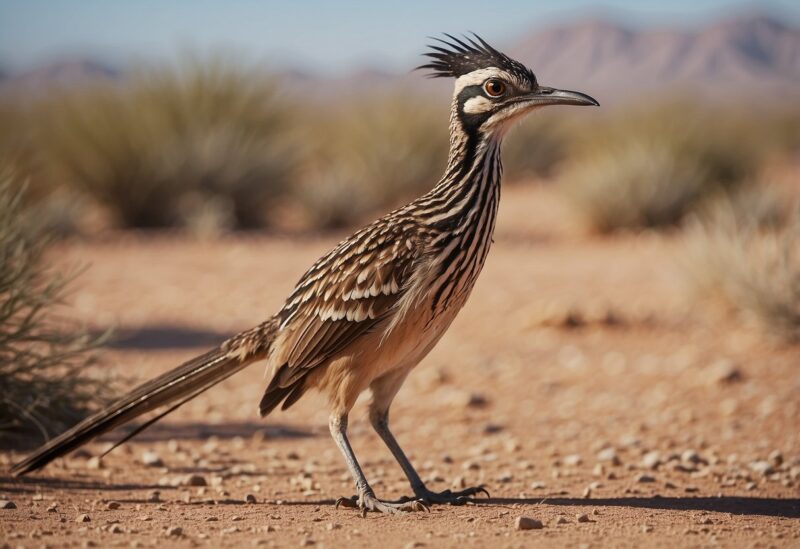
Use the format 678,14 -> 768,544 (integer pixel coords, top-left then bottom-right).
1,0 -> 797,73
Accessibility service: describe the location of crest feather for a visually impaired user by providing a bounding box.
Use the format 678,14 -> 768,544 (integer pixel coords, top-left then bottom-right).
417,32 -> 537,85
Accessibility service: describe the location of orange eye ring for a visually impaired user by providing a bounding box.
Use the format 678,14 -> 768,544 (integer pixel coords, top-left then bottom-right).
483,79 -> 507,97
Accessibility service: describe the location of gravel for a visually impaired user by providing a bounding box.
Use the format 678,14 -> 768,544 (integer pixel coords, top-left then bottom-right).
515,516 -> 544,530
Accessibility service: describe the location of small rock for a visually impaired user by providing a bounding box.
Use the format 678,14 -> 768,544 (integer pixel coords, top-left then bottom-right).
642,525 -> 654,533
245,493 -> 257,504
576,513 -> 590,523
641,451 -> 661,470
0,500 -> 17,509
582,486 -> 592,498
86,456 -> 104,470
141,451 -> 163,467
681,450 -> 705,465
166,526 -> 183,537
46,503 -> 58,513
750,461 -> 775,476
515,516 -> 544,530
327,523 -> 342,531
147,491 -> 160,503
768,450 -> 783,468
597,448 -> 621,466
555,516 -> 568,524
75,513 -> 91,523
563,454 -> 583,467
636,474 -> 656,483
106,501 -> 121,510
708,359 -> 743,384
466,392 -> 489,408
403,543 -> 424,549
530,481 -> 546,489
183,474 -> 207,487
109,524 -> 123,534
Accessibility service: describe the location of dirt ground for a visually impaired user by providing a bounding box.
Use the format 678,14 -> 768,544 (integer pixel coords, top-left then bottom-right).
1,185 -> 798,548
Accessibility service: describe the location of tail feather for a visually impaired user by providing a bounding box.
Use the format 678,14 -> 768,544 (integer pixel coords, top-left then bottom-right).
11,319 -> 277,476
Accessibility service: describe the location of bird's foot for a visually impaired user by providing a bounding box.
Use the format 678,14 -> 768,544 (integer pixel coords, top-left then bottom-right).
335,491 -> 429,517
407,484 -> 491,506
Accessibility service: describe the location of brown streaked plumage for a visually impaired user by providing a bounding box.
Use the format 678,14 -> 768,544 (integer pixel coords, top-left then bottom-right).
12,34 -> 598,515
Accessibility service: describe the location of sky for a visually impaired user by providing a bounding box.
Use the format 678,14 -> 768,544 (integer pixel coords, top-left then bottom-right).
1,0 -> 798,74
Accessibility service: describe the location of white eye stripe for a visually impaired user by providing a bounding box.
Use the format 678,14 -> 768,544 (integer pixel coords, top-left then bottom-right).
463,96 -> 494,114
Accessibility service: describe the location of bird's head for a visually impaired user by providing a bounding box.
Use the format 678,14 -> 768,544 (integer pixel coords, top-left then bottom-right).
419,34 -> 598,136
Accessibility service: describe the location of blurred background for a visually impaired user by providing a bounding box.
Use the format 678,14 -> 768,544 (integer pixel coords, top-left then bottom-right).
0,0 -> 799,454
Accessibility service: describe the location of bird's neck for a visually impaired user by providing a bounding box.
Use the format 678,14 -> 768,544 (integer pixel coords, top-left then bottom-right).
416,117 -> 503,232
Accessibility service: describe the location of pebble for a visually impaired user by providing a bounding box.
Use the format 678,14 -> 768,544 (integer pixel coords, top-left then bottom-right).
750,461 -> 775,476
109,524 -> 123,534
0,500 -> 17,509
166,526 -> 183,537
245,493 -> 258,504
564,454 -> 583,466
514,516 -> 544,530
75,514 -> 91,522
86,456 -> 104,470
183,474 -> 208,487
596,448 -> 621,465
576,513 -> 590,523
555,516 -> 569,524
768,451 -> 783,468
147,491 -> 161,503
142,451 -> 164,467
46,503 -> 58,513
636,474 -> 656,483
641,451 -> 661,470
106,501 -> 121,510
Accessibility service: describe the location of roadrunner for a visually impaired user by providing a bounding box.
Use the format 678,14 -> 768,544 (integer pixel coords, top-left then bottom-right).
12,35 -> 598,514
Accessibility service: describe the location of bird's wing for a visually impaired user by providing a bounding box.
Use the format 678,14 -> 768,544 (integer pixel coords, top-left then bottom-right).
272,218 -> 426,386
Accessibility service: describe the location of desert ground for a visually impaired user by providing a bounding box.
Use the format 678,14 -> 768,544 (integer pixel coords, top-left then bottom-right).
1,185 -> 798,548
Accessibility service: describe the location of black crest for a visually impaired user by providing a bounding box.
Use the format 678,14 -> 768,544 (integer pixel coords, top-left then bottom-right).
418,33 -> 536,84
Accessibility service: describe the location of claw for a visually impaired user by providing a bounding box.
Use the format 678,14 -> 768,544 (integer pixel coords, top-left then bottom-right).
335,496 -> 358,510
476,486 -> 491,499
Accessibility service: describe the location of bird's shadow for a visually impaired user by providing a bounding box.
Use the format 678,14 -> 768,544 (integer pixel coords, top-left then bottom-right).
286,495 -> 800,519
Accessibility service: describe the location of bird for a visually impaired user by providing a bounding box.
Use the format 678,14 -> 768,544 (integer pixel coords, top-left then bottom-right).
11,34 -> 598,515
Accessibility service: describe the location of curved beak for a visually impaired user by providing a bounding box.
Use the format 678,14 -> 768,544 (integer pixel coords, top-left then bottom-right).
525,86 -> 599,107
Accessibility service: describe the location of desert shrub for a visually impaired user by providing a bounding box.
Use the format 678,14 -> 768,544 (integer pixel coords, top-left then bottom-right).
559,101 -> 765,232
0,172 -> 114,444
37,58 -> 295,230
683,188 -> 800,343
293,95 -> 448,229
503,111 -> 573,182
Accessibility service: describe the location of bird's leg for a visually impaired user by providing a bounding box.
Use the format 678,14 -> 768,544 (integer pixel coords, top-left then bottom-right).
369,409 -> 490,506
329,413 -> 427,516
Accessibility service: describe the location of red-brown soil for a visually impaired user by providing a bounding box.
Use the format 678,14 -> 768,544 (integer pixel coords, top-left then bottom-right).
1,185 -> 798,547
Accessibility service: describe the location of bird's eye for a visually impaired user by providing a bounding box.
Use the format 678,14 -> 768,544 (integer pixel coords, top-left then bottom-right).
483,79 -> 507,97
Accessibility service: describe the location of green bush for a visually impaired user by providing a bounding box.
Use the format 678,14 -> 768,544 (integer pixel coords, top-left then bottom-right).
683,188 -> 800,343
0,172 -> 114,444
37,58 -> 295,230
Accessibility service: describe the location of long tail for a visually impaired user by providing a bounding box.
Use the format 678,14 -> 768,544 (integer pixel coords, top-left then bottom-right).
11,318 -> 278,476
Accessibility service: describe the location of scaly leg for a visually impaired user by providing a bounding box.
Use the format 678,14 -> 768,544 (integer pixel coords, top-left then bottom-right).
368,371 -> 489,506
329,413 -> 427,516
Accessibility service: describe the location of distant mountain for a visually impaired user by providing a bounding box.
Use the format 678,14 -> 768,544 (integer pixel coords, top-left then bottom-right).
2,13 -> 797,102
0,59 -> 121,96
508,14 -> 800,101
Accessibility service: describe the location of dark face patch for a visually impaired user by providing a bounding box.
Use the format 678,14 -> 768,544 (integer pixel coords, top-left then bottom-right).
456,85 -> 493,132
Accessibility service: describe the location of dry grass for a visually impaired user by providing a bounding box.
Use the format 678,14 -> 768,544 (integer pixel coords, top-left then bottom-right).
35,58 -> 295,231
684,188 -> 800,343
0,172 -> 115,445
293,95 -> 448,229
559,101 -> 767,232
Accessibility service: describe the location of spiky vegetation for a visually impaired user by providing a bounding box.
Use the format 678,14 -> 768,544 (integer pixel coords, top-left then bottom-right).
294,96 -> 448,229
36,58 -> 295,231
559,101 -> 765,233
684,188 -> 800,343
0,173 -> 113,445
